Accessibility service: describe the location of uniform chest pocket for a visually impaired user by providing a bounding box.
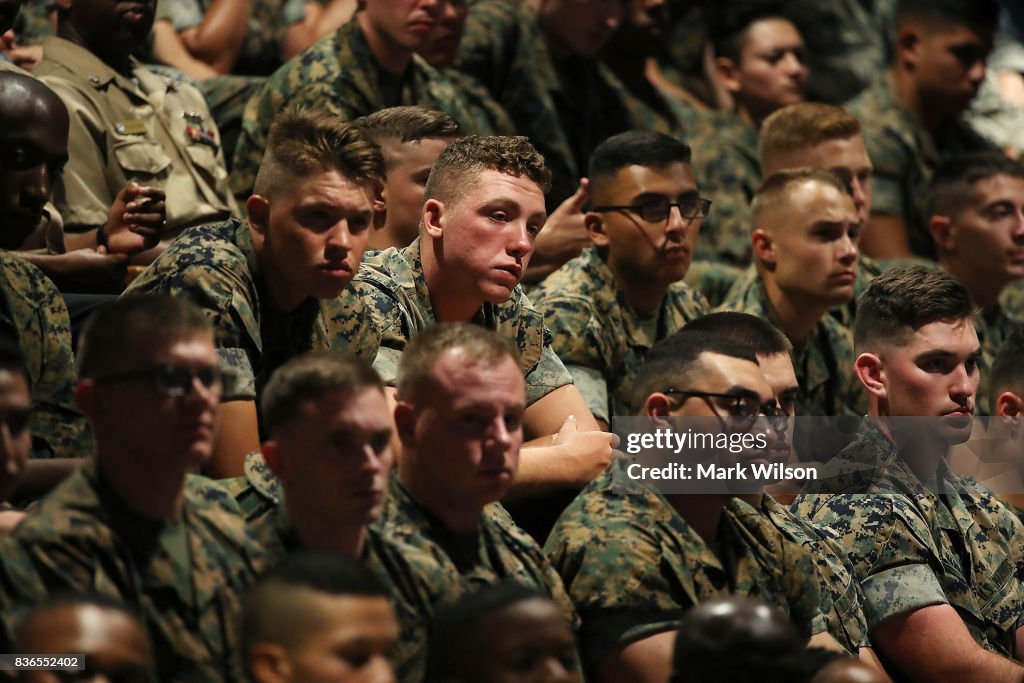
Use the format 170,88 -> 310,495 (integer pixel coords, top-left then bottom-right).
184,144 -> 228,184
113,139 -> 172,177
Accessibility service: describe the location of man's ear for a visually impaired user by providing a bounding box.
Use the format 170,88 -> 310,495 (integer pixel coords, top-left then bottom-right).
393,401 -> 417,449
248,642 -> 291,683
584,212 -> 608,247
422,198 -> 445,242
855,353 -> 886,400
373,187 -> 387,230
247,194 -> 270,239
645,393 -> 675,427
714,56 -> 741,94
262,440 -> 284,480
896,25 -> 922,69
928,215 -> 956,253
996,391 -> 1023,420
752,229 -> 776,270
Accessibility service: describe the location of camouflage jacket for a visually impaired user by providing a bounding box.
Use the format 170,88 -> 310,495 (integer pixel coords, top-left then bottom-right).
376,476 -> 577,626
0,252 -> 90,460
0,461 -> 265,682
544,458 -> 826,669
718,274 -> 867,417
336,239 -> 572,405
224,453 -> 459,683
846,74 -> 997,259
532,247 -> 709,422
232,16 -> 510,196
793,420 -> 1024,663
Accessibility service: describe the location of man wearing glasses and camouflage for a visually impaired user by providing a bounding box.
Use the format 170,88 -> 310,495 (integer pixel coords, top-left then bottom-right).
545,327 -> 840,683
533,131 -> 710,428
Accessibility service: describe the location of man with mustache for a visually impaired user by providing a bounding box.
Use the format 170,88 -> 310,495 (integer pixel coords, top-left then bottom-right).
532,131 -> 709,429
794,265 -> 1024,682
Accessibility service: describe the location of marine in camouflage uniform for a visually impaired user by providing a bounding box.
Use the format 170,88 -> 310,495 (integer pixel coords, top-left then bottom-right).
0,251 -> 89,460
376,475 -> 577,627
1000,279 -> 1024,319
532,246 -> 709,423
222,452 -> 460,683
0,461 -> 265,682
12,0 -> 53,44
231,16 -> 510,198
793,419 -> 1024,664
847,74 -> 998,260
975,304 -> 1024,416
684,260 -> 745,309
544,458 -> 827,671
334,239 -> 572,405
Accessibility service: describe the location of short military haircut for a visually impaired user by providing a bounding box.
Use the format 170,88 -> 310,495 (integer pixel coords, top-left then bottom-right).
77,294 -> 211,379
853,265 -> 977,351
927,152 -> 1024,219
750,168 -> 851,227
758,103 -> 861,170
632,329 -> 760,413
253,109 -> 385,199
710,1 -> 792,63
354,106 -> 461,147
14,592 -> 146,650
243,553 -> 388,655
427,582 -> 552,683
422,135 -> 551,209
989,331 -> 1024,408
0,71 -> 67,123
396,323 -> 519,403
895,0 -> 999,31
588,131 -> 692,182
684,312 -> 793,357
0,338 -> 31,389
260,350 -> 384,435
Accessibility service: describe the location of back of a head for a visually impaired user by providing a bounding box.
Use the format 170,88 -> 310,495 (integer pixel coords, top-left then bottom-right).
253,109 -> 385,200
989,331 -> 1024,409
751,168 -> 851,228
77,294 -> 211,380
396,323 -> 519,404
684,312 -> 793,357
895,0 -> 999,32
0,71 -> 67,123
354,106 -> 461,148
421,135 -> 551,209
927,151 -> 1024,219
260,350 -> 384,436
759,103 -> 861,172
853,264 -> 976,352
710,0 -> 791,62
587,131 -> 692,196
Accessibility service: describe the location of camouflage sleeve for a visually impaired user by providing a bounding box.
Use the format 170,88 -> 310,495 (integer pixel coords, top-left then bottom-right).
280,0 -> 307,26
0,537 -> 50,648
860,127 -> 907,217
684,261 -> 744,309
524,344 -> 573,406
323,284 -> 383,366
155,0 -> 204,32
345,277 -> 410,387
565,364 -> 609,425
455,0 -> 521,97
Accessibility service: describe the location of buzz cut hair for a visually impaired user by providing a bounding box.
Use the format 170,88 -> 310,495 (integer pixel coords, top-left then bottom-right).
927,152 -> 1024,219
758,103 -> 862,170
710,1 -> 793,63
421,135 -> 551,210
684,312 -> 793,357
253,109 -> 385,200
989,331 -> 1024,409
353,106 -> 461,147
895,0 -> 999,32
750,168 -> 851,227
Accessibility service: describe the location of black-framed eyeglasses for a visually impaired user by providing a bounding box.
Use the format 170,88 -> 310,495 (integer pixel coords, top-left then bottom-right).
590,197 -> 712,223
663,389 -> 788,432
93,363 -> 222,398
0,406 -> 31,435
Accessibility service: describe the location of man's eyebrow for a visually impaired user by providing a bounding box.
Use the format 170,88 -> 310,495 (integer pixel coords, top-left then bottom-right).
630,190 -> 700,203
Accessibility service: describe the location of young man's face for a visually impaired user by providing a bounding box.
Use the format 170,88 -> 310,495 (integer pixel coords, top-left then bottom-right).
0,368 -> 31,503
590,161 -> 702,290
876,319 -> 980,442
417,0 -> 467,67
254,170 -> 374,309
284,592 -> 398,683
266,387 -> 393,529
380,137 -> 452,248
364,0 -> 447,52
943,173 -> 1024,285
400,351 -> 525,511
764,180 -> 860,308
64,0 -> 155,52
542,0 -> 624,58
430,169 -> 546,306
909,21 -> 992,113
728,18 -> 808,120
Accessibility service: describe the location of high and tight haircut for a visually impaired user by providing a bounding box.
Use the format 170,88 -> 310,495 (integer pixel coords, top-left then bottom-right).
895,0 -> 999,32
396,323 -> 520,403
353,106 -> 461,148
243,552 -> 388,654
632,329 -> 760,413
14,591 -> 147,650
427,582 -> 553,683
421,135 -> 551,209
750,168 -> 851,226
253,109 -> 385,199
853,265 -> 977,352
0,338 -> 31,389
588,131 -> 692,181
927,151 -> 1024,219
77,294 -> 212,379
0,71 -> 67,123
989,331 -> 1024,408
684,312 -> 793,357
758,103 -> 862,169
260,350 -> 384,436
710,0 -> 792,63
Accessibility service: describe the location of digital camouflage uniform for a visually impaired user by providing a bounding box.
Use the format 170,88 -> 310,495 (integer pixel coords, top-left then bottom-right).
846,74 -> 998,260
689,111 -> 761,264
544,458 -> 826,670
35,38 -> 237,236
376,476 -> 577,626
976,305 -> 1024,416
222,452 -> 460,683
718,273 -> 867,417
0,252 -> 90,460
12,0 -> 53,44
532,247 -> 709,423
684,260 -> 745,309
0,461 -> 266,682
231,16 -> 511,197
335,239 -> 573,405
126,219 -> 377,405
793,420 -> 1024,671
1001,279 -> 1024,319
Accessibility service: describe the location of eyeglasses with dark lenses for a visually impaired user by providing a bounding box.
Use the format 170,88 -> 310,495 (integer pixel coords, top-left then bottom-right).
94,363 -> 222,398
0,406 -> 31,435
590,197 -> 712,223
662,389 -> 788,431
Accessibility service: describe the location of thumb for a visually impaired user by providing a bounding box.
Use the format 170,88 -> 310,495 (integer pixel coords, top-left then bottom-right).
571,178 -> 589,212
553,414 -> 578,444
